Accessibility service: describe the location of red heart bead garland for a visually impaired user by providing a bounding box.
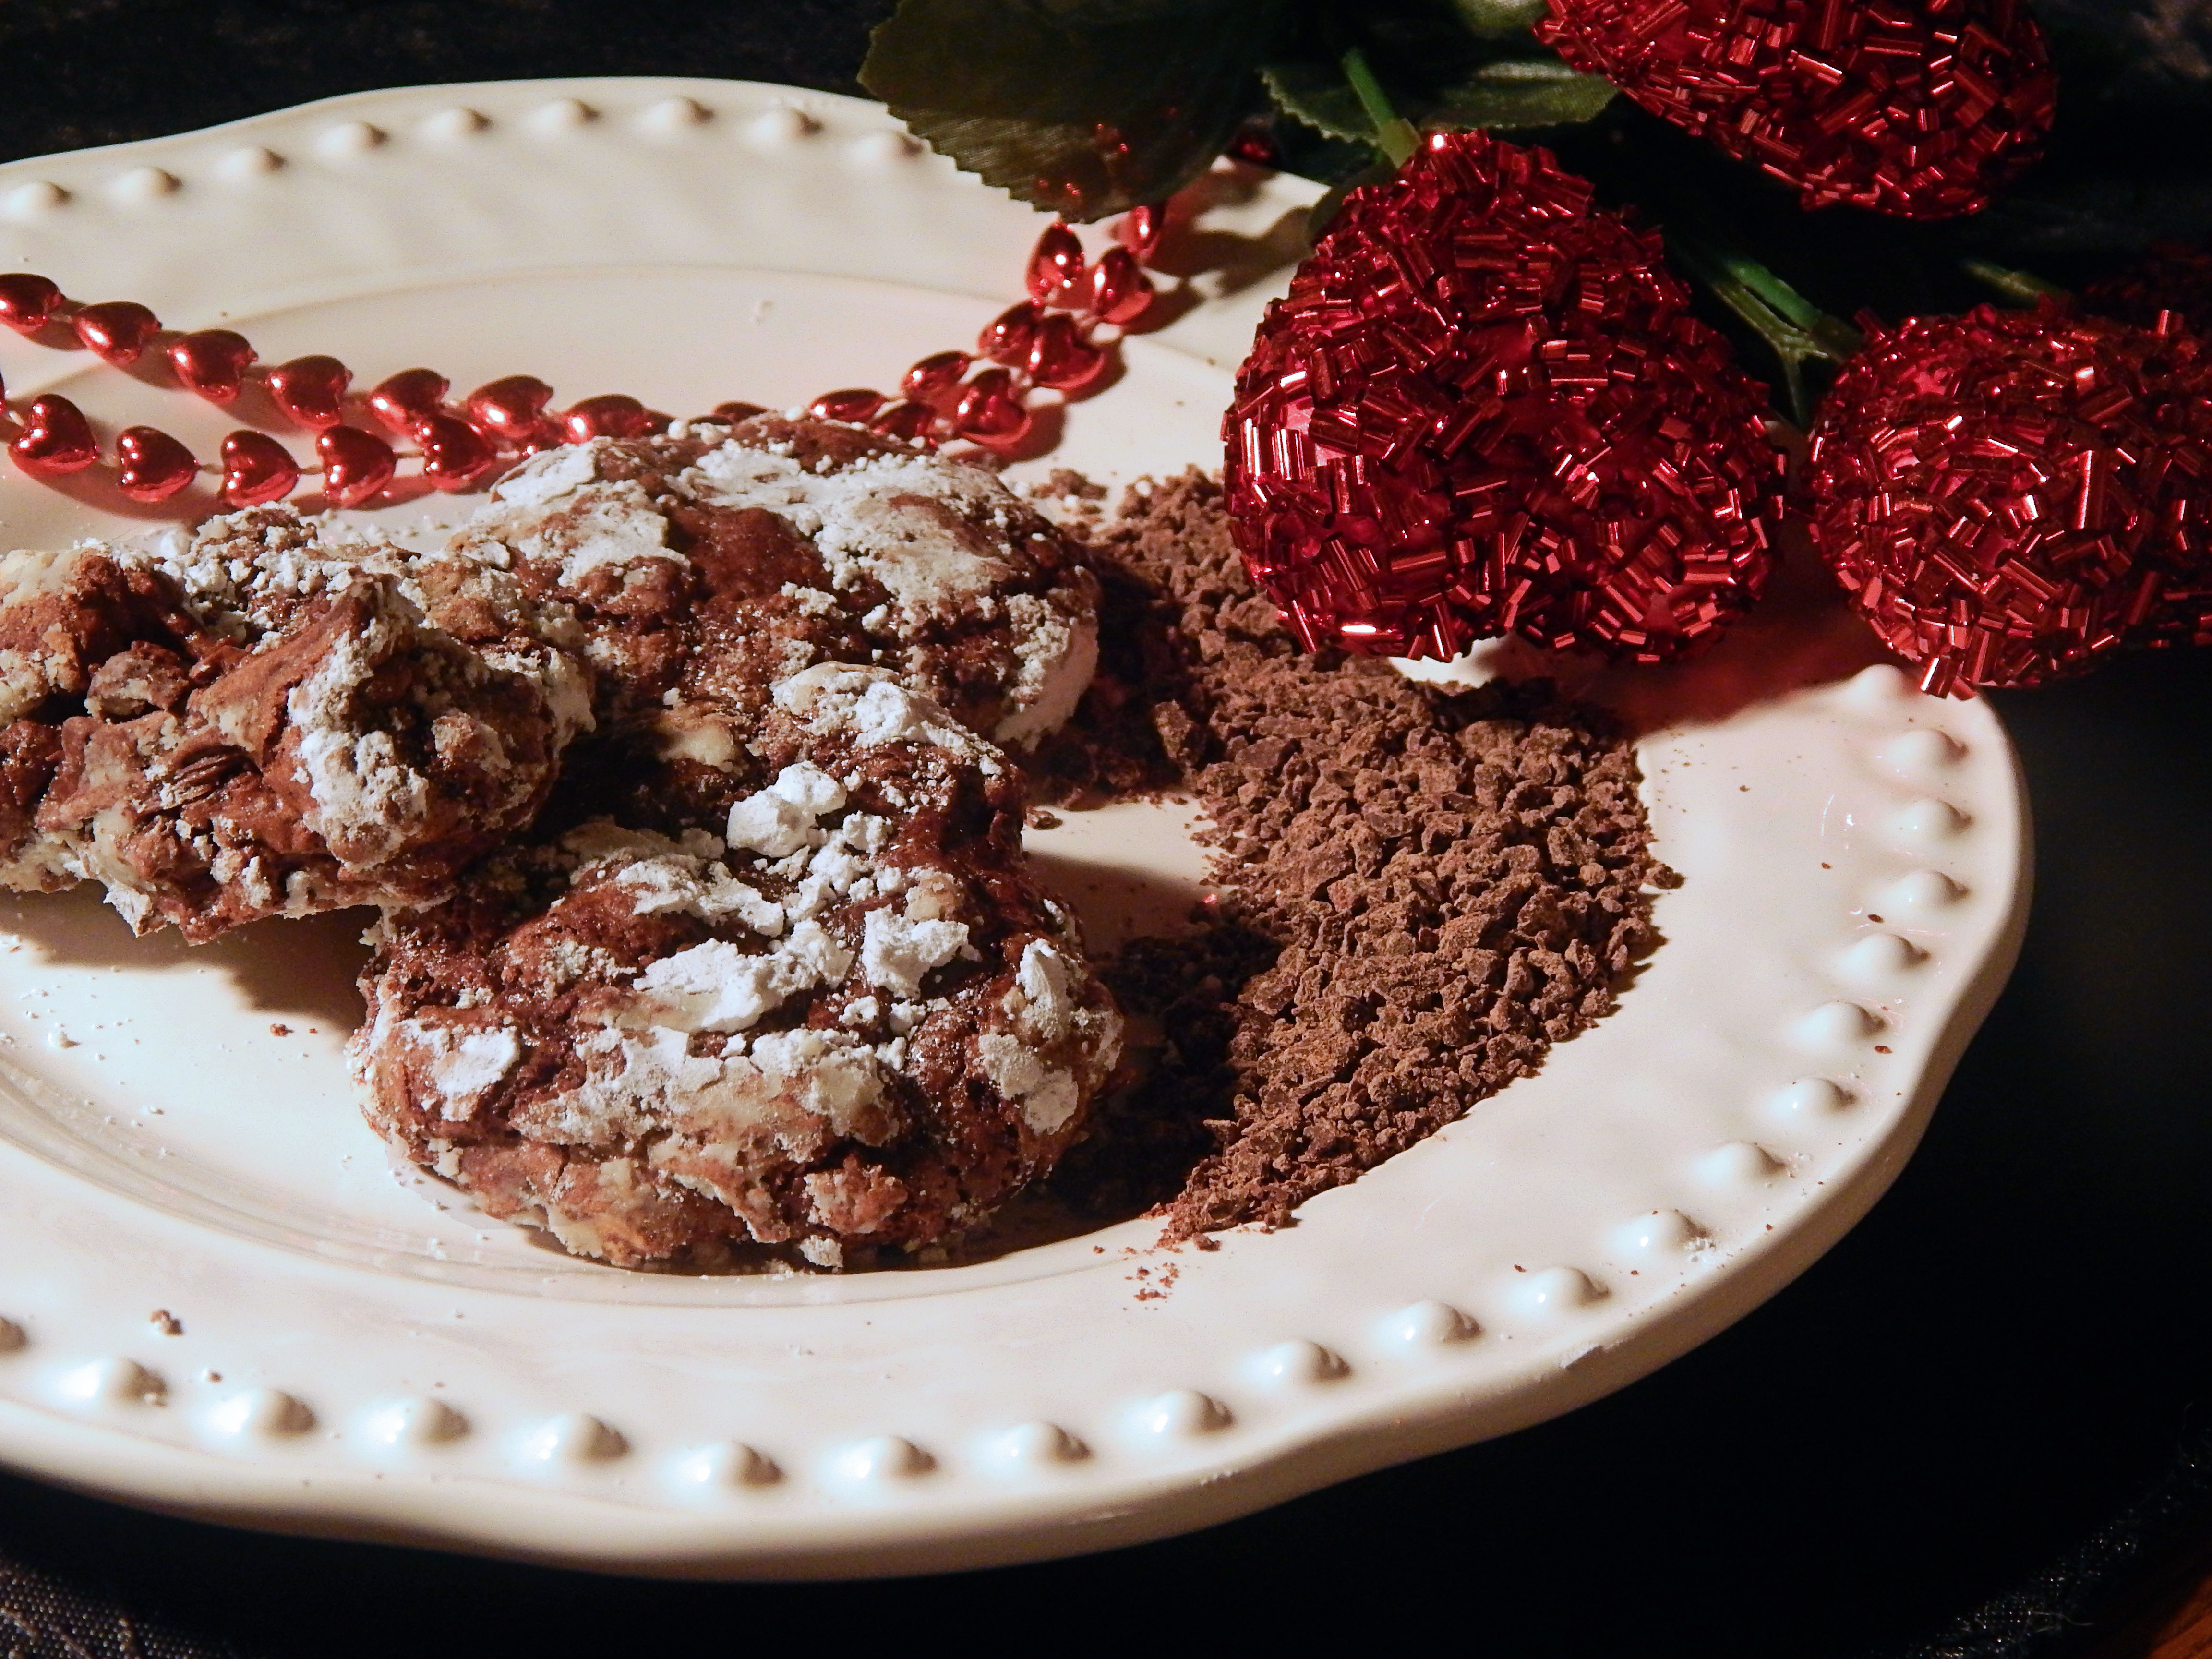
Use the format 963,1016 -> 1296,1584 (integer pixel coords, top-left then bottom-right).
114,426 -> 199,502
465,375 -> 557,445
316,426 -> 397,508
560,394 -> 656,443
414,412 -> 496,491
167,330 -> 256,403
10,394 -> 100,475
0,211 -> 1166,510
0,274 -> 63,335
72,301 -> 160,365
367,368 -> 449,436
219,430 -> 301,508
266,355 -> 353,430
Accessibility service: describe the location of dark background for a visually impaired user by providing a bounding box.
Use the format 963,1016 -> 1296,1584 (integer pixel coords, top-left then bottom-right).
0,3 -> 2208,1655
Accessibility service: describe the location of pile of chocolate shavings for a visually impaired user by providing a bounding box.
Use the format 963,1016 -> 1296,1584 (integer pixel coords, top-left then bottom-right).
1023,471 -> 1672,1241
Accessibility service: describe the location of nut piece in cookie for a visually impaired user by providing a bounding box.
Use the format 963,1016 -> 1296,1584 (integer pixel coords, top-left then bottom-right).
0,508 -> 593,940
446,414 -> 1100,828
352,664 -> 1123,1269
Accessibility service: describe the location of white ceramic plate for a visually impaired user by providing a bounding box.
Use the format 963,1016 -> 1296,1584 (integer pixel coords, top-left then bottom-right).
0,79 -> 2028,1577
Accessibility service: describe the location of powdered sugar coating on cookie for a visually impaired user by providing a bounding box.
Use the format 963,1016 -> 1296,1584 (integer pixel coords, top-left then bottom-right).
451,415 -> 1099,753
0,508 -> 592,939
352,665 -> 1122,1268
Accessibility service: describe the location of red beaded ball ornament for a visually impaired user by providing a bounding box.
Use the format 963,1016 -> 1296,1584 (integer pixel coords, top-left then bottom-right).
1534,0 -> 2057,220
1223,129 -> 1781,663
1803,303 -> 2212,695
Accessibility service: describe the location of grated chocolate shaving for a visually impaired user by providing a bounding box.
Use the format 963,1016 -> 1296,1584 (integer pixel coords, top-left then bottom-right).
1031,472 -> 1667,1239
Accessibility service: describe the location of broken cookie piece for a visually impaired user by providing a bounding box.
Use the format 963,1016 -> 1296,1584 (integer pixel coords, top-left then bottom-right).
0,507 -> 592,939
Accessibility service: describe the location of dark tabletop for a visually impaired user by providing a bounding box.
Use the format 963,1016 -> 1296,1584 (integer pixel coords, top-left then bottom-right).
0,4 -> 2209,1656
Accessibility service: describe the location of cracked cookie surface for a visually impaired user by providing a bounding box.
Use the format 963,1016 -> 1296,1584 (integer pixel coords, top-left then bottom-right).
353,665 -> 1122,1269
447,414 -> 1100,833
0,508 -> 591,939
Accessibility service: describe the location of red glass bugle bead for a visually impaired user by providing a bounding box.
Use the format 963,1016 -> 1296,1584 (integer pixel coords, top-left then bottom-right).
869,399 -> 937,447
901,351 -> 970,406
465,375 -> 556,443
266,355 -> 353,430
979,302 -> 1043,367
0,274 -> 64,335
416,413 -> 497,491
9,395 -> 99,475
561,394 -> 652,443
953,368 -> 1032,445
219,431 -> 301,507
809,388 -> 886,423
72,301 -> 160,366
1117,204 -> 1164,263
1024,313 -> 1106,390
114,427 -> 199,503
167,330 -> 256,403
1088,246 -> 1154,325
368,368 -> 450,435
1026,223 -> 1086,303
316,426 -> 397,508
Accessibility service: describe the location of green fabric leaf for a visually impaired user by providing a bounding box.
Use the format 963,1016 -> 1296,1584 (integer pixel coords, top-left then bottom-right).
1262,0 -> 1614,153
1448,0 -> 1551,36
1260,59 -> 1374,146
1427,58 -> 1618,129
860,0 -> 1286,220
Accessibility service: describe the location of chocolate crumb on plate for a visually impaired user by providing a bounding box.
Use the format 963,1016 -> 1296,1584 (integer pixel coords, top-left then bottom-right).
1030,472 -> 1664,1240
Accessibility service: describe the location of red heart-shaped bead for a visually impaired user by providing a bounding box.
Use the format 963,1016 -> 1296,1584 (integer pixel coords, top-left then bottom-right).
978,301 -> 1042,368
1024,313 -> 1106,391
10,395 -> 99,475
808,388 -> 885,424
869,399 -> 938,448
953,368 -> 1032,446
167,330 -> 256,403
316,426 -> 397,508
708,401 -> 767,425
1116,204 -> 1164,263
561,394 -> 652,443
415,413 -> 495,491
266,356 -> 352,430
1025,223 -> 1085,304
367,368 -> 449,436
465,375 -> 555,444
900,351 -> 970,407
114,427 -> 199,502
219,431 -> 301,508
0,274 -> 64,335
1087,246 -> 1154,326
72,301 -> 160,365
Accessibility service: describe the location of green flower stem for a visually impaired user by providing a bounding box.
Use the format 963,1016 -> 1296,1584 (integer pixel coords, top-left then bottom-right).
1666,229 -> 1863,425
1342,47 -> 1419,168
1961,257 -> 2068,306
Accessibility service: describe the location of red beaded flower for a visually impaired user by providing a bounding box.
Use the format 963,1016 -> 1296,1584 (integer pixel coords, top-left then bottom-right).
1803,303 -> 2212,695
1223,129 -> 1781,664
1534,0 -> 2057,220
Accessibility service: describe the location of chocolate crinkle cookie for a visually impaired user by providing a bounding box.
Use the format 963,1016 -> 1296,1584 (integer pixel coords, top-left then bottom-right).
353,663 -> 1123,1269
0,507 -> 592,940
445,413 -> 1099,832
